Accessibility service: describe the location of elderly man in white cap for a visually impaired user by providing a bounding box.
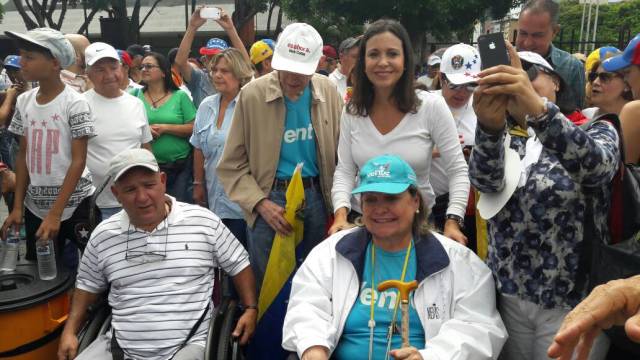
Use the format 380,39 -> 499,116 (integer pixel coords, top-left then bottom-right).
58,148 -> 257,360
217,22 -> 342,359
84,42 -> 152,219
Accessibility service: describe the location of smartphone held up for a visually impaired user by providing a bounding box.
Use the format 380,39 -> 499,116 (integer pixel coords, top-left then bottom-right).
477,33 -> 510,70
200,7 -> 221,20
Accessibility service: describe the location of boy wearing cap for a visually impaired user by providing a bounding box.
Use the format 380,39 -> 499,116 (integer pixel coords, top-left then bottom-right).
2,28 -> 97,266
84,42 -> 153,219
175,7 -> 250,107
217,22 -> 342,358
250,40 -> 274,78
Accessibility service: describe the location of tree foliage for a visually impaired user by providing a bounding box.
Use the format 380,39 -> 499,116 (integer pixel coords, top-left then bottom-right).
280,0 -> 517,46
557,0 -> 640,51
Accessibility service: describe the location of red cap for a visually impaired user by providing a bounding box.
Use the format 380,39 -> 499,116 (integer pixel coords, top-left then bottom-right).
322,45 -> 337,59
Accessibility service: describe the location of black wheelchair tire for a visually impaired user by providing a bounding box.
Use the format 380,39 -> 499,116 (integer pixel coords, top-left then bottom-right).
205,297 -> 231,360
216,299 -> 242,360
77,304 -> 111,353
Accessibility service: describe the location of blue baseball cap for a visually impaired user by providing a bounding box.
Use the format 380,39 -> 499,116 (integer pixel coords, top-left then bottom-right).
262,38 -> 276,50
352,155 -> 417,195
3,55 -> 21,69
603,33 -> 640,72
199,38 -> 229,56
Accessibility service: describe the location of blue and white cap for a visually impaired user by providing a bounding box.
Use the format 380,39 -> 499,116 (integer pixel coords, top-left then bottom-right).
352,155 -> 417,195
3,55 -> 21,69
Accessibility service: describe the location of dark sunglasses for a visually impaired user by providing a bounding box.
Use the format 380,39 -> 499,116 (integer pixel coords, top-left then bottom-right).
588,71 -> 621,83
442,75 -> 477,92
524,64 -> 554,82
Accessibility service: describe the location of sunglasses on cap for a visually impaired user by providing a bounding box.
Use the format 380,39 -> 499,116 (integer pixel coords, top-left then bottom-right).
442,74 -> 477,92
588,71 -> 622,83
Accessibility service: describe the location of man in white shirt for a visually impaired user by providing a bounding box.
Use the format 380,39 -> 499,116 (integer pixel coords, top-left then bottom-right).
58,148 -> 257,360
328,37 -> 359,99
430,43 -> 480,243
83,42 -> 152,219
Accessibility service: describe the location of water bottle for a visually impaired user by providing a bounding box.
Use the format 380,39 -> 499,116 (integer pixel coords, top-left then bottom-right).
36,239 -> 57,280
17,237 -> 28,264
1,233 -> 19,272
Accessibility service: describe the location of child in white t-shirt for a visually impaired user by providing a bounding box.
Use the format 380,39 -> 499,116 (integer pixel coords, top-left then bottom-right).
2,28 -> 98,266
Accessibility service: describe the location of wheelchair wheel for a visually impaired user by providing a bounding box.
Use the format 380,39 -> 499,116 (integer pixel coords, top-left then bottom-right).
216,299 -> 244,360
77,302 -> 111,352
205,297 -> 231,360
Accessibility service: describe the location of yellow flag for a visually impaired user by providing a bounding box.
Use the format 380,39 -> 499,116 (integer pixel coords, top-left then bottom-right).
258,163 -> 305,320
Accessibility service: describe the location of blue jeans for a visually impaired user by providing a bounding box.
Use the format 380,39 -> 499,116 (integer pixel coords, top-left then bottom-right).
246,186 -> 327,360
247,186 -> 328,293
0,128 -> 17,170
160,154 -> 193,204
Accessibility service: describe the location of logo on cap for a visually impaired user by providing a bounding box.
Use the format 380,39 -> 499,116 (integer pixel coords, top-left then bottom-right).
451,55 -> 464,70
288,43 -> 311,56
367,163 -> 391,179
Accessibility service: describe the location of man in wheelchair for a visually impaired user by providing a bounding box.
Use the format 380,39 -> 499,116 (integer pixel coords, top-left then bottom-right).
57,149 -> 258,360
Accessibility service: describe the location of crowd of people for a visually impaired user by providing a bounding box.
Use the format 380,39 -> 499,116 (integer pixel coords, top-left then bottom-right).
1,0 -> 639,359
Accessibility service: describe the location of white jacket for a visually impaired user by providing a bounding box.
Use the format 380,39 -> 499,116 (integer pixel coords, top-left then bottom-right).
282,227 -> 507,359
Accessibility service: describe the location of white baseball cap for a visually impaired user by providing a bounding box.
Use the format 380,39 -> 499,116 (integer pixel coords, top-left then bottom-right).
517,51 -> 554,73
427,54 -> 441,66
108,149 -> 159,183
85,42 -> 120,66
272,23 -> 323,75
440,43 -> 481,85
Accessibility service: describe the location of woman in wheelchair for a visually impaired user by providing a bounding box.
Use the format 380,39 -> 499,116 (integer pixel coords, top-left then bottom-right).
282,155 -> 507,360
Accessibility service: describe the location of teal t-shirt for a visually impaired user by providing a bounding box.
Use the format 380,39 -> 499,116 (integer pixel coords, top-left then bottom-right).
275,86 -> 319,179
334,241 -> 425,360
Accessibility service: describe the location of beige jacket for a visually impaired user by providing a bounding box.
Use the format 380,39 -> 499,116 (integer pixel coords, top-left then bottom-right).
217,71 -> 343,227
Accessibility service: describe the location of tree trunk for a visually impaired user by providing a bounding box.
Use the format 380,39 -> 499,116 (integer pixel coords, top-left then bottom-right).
55,0 -> 68,30
77,5 -> 101,34
410,31 -> 426,68
275,6 -> 283,36
13,0 -> 39,29
266,1 -> 275,35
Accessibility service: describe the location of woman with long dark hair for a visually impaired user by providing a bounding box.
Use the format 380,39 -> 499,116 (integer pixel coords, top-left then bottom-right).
134,52 -> 196,202
330,19 -> 469,244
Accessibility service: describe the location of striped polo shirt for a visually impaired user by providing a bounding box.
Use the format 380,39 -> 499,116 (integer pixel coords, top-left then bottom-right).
76,196 -> 250,360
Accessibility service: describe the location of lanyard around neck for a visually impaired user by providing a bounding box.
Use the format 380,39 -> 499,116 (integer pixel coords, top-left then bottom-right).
368,240 -> 413,360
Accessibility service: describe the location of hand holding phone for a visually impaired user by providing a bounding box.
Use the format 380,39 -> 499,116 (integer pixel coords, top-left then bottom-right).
200,7 -> 221,20
477,33 -> 510,70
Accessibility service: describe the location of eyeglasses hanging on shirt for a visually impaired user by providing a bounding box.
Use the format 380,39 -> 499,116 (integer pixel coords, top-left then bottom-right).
125,219 -> 169,263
